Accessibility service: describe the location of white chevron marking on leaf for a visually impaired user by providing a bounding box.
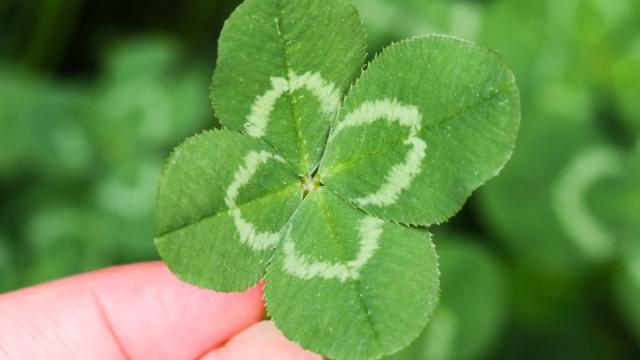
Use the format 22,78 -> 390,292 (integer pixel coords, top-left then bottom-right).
225,150 -> 286,251
552,147 -> 621,260
330,99 -> 422,139
332,99 -> 427,207
245,70 -> 341,138
355,136 -> 427,207
283,216 -> 384,281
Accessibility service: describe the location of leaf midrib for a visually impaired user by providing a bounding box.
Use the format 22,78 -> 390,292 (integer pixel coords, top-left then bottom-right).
274,0 -> 309,173
316,192 -> 385,355
156,183 -> 300,238
323,136 -> 410,178
324,84 -> 513,178
423,82 -> 514,132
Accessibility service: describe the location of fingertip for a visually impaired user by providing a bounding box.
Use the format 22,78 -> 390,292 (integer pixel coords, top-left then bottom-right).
88,262 -> 266,359
0,262 -> 266,360
201,321 -> 322,360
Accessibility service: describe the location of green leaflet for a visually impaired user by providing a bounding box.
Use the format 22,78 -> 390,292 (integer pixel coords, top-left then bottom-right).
320,36 -> 520,226
266,188 -> 439,360
211,0 -> 367,174
156,0 -> 520,358
155,130 -> 302,291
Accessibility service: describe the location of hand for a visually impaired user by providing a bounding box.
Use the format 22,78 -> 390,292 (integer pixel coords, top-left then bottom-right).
0,262 -> 322,360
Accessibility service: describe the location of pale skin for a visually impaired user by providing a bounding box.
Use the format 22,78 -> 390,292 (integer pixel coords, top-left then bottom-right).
0,262 -> 322,360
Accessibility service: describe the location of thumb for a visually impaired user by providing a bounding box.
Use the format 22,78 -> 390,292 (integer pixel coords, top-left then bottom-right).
202,321 -> 322,360
0,262 -> 264,359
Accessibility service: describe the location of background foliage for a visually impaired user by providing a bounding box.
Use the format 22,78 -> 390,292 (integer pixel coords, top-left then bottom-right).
0,0 -> 638,358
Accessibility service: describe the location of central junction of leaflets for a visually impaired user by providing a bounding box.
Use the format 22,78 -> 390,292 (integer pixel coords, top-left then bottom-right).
225,68 -> 431,285
244,67 -> 427,206
154,0 -> 520,359
300,173 -> 320,197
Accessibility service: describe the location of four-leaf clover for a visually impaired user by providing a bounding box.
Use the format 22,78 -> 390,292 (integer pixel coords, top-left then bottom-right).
154,0 -> 520,359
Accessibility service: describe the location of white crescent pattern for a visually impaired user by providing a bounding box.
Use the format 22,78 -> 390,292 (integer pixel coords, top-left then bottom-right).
241,73 -> 427,276
245,70 -> 341,139
282,216 -> 384,281
224,150 -> 287,251
330,99 -> 427,207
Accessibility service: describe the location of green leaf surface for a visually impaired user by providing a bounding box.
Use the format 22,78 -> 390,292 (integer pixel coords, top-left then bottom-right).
386,234 -> 505,360
155,130 -> 303,291
211,0 -> 367,174
265,188 -> 439,360
320,35 -> 520,226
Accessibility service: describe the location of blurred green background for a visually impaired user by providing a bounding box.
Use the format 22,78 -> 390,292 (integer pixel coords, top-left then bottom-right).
0,0 -> 638,359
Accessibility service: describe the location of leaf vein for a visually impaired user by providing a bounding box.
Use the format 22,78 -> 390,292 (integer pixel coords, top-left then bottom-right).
424,83 -> 513,132
325,84 -> 513,177
157,184 -> 299,238
316,194 -> 384,352
274,0 -> 309,172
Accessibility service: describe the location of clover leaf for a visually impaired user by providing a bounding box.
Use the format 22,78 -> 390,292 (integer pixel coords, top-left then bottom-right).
154,0 -> 520,359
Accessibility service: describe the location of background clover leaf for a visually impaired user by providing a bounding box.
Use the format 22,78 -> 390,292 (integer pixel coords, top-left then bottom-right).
320,35 -> 521,227
211,0 -> 367,175
477,105 -> 622,275
607,150 -> 640,339
615,238 -> 640,342
386,233 -> 505,360
587,146 -> 640,254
